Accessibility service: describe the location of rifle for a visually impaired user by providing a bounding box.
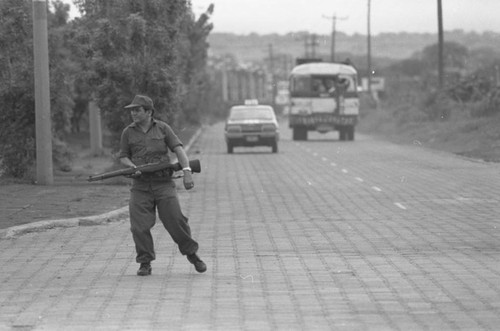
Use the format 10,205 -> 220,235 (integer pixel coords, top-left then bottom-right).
88,159 -> 201,182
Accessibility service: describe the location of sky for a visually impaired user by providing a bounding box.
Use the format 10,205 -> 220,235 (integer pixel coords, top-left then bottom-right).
63,0 -> 500,35
191,0 -> 500,35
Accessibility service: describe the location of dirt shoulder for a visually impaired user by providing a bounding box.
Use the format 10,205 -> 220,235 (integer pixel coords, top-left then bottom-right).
358,108 -> 500,163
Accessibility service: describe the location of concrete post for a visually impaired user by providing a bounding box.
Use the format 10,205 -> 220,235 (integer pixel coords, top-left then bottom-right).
89,100 -> 103,156
33,0 -> 53,185
221,68 -> 228,102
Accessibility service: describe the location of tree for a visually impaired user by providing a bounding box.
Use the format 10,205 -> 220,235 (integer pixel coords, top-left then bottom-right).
0,0 -> 38,178
180,4 -> 214,124
387,58 -> 424,77
72,0 -> 207,146
422,41 -> 469,70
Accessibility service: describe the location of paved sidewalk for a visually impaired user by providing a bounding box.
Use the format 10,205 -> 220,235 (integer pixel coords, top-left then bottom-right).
1,122 -> 499,330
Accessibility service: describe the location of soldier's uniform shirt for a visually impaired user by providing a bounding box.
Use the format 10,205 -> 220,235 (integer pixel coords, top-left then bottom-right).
119,119 -> 182,166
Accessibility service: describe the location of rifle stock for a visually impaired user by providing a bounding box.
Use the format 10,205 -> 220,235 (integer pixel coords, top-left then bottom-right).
88,159 -> 201,182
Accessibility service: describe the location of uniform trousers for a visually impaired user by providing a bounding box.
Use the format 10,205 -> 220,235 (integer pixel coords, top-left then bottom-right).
129,179 -> 199,263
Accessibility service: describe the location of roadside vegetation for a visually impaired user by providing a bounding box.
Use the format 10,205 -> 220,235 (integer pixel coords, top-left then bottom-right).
359,42 -> 500,163
0,0 -> 213,180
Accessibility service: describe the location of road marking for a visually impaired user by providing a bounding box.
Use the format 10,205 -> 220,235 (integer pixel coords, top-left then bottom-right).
394,202 -> 407,210
240,274 -> 255,282
302,149 -> 407,213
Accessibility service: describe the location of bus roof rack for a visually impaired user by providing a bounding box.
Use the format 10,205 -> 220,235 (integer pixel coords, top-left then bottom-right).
291,62 -> 357,76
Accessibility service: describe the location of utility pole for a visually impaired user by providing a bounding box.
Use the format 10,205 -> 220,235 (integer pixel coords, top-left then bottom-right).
32,0 -> 53,185
221,67 -> 229,102
269,43 -> 277,107
437,0 -> 444,89
323,14 -> 348,62
367,0 -> 372,95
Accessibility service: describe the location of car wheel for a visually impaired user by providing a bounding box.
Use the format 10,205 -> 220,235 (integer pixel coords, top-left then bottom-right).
272,141 -> 278,153
227,143 -> 233,154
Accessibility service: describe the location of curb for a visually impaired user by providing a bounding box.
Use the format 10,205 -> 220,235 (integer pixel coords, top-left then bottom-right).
0,207 -> 129,240
0,126 -> 204,240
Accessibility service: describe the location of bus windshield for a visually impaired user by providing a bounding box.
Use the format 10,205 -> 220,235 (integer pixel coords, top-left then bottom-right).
290,75 -> 356,98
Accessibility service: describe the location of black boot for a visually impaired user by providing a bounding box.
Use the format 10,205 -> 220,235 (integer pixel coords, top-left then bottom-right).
137,263 -> 152,276
187,254 -> 207,273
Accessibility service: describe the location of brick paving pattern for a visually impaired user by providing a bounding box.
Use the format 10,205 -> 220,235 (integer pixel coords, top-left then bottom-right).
1,121 -> 499,330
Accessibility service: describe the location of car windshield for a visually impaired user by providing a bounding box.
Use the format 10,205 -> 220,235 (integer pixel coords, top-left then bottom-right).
230,108 -> 274,120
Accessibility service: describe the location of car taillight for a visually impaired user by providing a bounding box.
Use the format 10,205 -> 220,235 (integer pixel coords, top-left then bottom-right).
226,125 -> 242,133
262,124 -> 276,132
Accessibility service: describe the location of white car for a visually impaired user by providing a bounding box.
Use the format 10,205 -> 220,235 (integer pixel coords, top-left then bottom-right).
224,100 -> 280,154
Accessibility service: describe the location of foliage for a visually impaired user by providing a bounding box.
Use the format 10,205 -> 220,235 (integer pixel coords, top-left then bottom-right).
69,0 -> 213,147
422,91 -> 458,121
420,41 -> 469,69
386,58 -> 424,77
0,0 -> 214,179
468,87 -> 500,117
447,75 -> 491,103
382,39 -> 500,124
0,0 -> 37,178
0,0 -> 77,178
179,5 -> 214,124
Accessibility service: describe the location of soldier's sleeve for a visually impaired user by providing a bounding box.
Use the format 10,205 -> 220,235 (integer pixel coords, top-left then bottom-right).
162,123 -> 183,152
118,128 -> 131,159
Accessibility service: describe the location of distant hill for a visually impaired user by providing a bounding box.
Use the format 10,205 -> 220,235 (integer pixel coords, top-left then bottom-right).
207,30 -> 500,68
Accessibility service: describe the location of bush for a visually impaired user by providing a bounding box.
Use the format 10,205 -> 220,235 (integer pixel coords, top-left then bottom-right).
469,87 -> 500,117
52,138 -> 75,172
0,136 -> 36,180
422,91 -> 457,121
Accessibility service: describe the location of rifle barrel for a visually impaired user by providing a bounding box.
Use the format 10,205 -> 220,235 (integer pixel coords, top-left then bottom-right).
87,159 -> 200,182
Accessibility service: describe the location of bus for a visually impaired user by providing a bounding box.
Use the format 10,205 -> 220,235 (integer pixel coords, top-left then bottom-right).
288,62 -> 359,141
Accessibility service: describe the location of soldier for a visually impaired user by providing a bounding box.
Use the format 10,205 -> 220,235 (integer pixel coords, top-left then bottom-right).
119,95 -> 206,276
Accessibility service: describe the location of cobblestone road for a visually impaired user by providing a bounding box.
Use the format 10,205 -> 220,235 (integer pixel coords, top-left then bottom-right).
1,121 -> 499,330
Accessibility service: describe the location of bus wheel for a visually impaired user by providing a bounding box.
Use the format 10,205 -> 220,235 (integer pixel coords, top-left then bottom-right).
293,127 -> 307,141
339,128 -> 346,141
347,126 -> 355,141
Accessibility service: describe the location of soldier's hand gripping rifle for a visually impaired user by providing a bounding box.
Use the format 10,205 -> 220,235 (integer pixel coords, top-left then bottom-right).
87,159 -> 201,182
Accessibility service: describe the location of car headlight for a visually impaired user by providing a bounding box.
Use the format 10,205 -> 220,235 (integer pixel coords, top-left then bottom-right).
226,125 -> 242,133
262,124 -> 277,132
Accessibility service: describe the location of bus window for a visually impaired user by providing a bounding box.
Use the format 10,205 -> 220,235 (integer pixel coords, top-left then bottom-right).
312,78 -> 326,93
290,74 -> 357,97
290,76 -> 311,97
338,75 -> 356,92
